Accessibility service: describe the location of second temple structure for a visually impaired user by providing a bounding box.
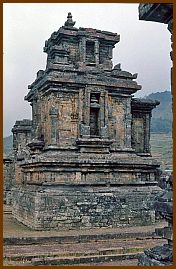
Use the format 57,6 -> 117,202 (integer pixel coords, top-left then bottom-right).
10,13 -> 162,230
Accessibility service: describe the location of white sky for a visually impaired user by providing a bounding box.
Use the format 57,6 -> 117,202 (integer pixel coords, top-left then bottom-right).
3,3 -> 171,137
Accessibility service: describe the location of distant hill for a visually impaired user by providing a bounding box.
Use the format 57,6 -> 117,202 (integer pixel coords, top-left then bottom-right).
3,135 -> 13,156
144,91 -> 172,134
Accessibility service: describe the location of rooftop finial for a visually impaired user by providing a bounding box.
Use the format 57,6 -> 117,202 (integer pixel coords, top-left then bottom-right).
64,12 -> 75,27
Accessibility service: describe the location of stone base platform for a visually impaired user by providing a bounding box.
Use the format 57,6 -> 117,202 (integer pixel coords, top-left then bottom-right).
12,183 -> 161,230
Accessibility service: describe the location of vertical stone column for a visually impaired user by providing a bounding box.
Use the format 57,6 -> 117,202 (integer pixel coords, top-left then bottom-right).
95,40 -> 99,65
108,45 -> 113,60
106,45 -> 113,70
78,88 -> 83,137
99,91 -> 105,129
49,107 -> 58,146
104,91 -> 109,127
144,113 -> 151,153
100,90 -> 109,138
79,87 -> 90,137
12,133 -> 17,150
3,157 -> 13,205
78,88 -> 83,122
36,98 -> 42,140
84,87 -> 90,126
32,98 -> 37,138
125,97 -> 132,148
79,37 -> 86,63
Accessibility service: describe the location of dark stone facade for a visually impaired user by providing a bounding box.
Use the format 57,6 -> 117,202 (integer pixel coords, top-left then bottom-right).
3,155 -> 13,205
12,119 -> 32,160
138,174 -> 173,265
3,120 -> 32,205
10,13 -> 162,230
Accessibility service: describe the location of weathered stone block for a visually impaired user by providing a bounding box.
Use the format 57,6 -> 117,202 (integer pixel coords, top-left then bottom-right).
12,184 -> 162,230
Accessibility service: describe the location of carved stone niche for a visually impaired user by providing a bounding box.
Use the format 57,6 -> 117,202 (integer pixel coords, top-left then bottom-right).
77,91 -> 113,153
49,45 -> 70,64
90,92 -> 100,137
86,40 -> 96,64
49,107 -> 59,147
131,98 -> 160,156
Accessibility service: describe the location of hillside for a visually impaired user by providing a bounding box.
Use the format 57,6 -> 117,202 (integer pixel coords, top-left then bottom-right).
144,91 -> 172,134
143,91 -> 172,171
150,133 -> 172,171
3,135 -> 13,156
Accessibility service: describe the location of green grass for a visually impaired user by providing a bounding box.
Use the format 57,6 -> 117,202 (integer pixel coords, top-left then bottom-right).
150,133 -> 173,171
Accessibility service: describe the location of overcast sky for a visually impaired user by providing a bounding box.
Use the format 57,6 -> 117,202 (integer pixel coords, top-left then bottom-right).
3,3 -> 171,137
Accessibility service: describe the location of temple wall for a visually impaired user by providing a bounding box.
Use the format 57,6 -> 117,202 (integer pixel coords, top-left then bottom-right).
12,120 -> 32,151
3,159 -> 14,205
108,95 -> 126,148
131,112 -> 151,154
15,162 -> 24,185
131,114 -> 145,153
66,41 -> 79,63
58,92 -> 79,146
13,184 -> 161,230
39,91 -> 79,147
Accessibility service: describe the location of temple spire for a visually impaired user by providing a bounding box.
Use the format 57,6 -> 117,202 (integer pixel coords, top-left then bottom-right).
64,12 -> 75,27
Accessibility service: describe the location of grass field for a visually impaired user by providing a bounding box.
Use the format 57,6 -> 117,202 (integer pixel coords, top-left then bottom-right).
150,133 -> 173,171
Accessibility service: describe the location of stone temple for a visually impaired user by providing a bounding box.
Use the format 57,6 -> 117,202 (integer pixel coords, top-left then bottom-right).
8,13 -> 162,230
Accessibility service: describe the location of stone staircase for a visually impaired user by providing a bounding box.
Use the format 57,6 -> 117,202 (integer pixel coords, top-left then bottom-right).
3,207 -> 167,266
4,229 -> 166,266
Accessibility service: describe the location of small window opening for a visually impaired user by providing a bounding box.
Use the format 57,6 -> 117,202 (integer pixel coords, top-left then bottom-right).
90,93 -> 100,136
86,41 -> 95,63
